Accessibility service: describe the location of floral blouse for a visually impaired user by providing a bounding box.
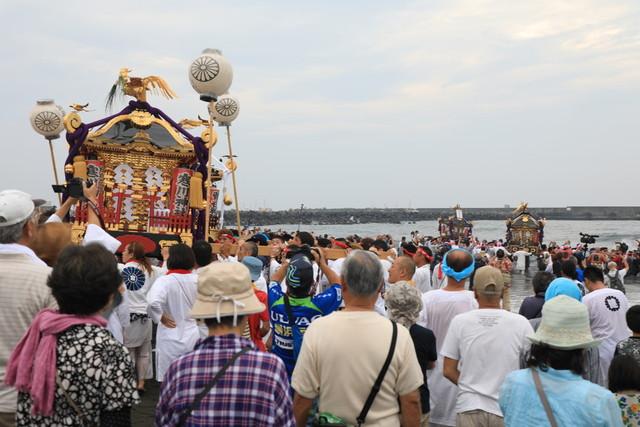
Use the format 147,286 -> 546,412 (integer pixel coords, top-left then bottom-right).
616,392 -> 640,426
17,324 -> 139,426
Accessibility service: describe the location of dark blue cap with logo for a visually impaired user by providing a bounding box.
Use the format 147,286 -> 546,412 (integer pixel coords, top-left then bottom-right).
286,254 -> 314,288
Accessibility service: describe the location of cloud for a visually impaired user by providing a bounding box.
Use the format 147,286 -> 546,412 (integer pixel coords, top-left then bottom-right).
1,0 -> 640,210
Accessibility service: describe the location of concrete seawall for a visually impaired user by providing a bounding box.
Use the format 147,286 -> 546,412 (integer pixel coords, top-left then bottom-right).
233,206 -> 640,226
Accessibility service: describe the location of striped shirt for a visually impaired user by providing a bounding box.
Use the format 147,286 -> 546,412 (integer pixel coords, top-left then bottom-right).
0,251 -> 56,412
156,335 -> 294,426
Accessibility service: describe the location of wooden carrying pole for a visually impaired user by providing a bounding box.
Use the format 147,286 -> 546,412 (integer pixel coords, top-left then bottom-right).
204,117 -> 214,241
211,243 -> 395,261
225,125 -> 242,233
47,139 -> 62,205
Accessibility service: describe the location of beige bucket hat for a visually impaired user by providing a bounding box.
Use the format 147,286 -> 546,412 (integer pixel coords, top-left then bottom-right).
191,262 -> 265,322
528,295 -> 600,350
473,266 -> 504,296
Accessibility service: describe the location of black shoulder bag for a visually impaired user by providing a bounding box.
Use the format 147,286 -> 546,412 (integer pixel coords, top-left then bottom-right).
176,346 -> 251,427
313,321 -> 398,427
356,321 -> 397,427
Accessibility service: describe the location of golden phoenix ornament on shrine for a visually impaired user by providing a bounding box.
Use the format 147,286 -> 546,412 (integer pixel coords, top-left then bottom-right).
106,68 -> 177,110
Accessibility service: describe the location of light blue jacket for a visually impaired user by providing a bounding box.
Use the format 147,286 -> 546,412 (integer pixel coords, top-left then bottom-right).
499,367 -> 623,427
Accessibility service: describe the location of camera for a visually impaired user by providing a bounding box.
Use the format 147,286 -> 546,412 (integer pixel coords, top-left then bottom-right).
285,244 -> 313,260
579,233 -> 599,245
52,178 -> 94,200
616,242 -> 629,253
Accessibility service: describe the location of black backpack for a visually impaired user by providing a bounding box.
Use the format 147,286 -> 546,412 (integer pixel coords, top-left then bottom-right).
609,271 -> 626,294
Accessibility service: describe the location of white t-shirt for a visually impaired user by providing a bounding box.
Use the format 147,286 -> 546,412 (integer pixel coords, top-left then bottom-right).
380,258 -> 392,285
513,251 -> 530,270
317,258 -> 343,293
413,264 -> 432,294
329,257 -> 346,277
583,287 -> 630,380
268,258 -> 281,278
418,289 -> 478,346
106,294 -> 131,344
292,311 -> 422,427
374,295 -> 387,317
83,224 -> 121,253
146,272 -> 206,380
431,263 -> 448,290
440,309 -> 533,416
418,289 -> 478,426
254,275 -> 267,293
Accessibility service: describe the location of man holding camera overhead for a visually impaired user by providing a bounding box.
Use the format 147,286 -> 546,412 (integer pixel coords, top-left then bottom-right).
268,245 -> 342,379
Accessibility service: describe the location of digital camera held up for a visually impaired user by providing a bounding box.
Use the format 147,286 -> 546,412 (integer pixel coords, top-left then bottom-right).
52,177 -> 94,200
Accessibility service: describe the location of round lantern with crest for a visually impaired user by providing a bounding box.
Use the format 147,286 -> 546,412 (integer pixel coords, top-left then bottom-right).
30,100 -> 65,140
206,93 -> 241,231
189,49 -> 236,236
30,99 -> 66,202
208,94 -> 240,125
188,49 -> 233,102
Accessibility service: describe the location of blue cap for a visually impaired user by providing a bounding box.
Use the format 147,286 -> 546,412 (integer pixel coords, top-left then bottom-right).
241,256 -> 263,282
545,278 -> 583,302
249,232 -> 270,245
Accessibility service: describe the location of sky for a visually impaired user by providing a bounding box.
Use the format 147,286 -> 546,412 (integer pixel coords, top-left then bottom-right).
1,1 -> 639,210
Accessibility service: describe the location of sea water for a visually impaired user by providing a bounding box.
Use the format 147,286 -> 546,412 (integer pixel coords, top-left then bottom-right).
264,220 -> 640,249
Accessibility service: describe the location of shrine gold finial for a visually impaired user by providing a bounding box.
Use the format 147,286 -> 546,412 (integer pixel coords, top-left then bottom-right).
179,115 -> 217,148
63,111 -> 82,133
513,201 -> 528,215
69,103 -> 93,112
106,68 -> 177,110
178,115 -> 211,129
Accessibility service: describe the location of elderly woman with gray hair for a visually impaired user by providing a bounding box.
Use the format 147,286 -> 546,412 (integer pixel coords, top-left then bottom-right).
386,283 -> 437,426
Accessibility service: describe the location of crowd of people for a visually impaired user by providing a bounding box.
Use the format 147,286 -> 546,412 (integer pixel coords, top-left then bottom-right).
1,188 -> 640,426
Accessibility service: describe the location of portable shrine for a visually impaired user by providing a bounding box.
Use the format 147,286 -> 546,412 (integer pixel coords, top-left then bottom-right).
505,202 -> 545,254
437,204 -> 473,242
31,66 -> 231,257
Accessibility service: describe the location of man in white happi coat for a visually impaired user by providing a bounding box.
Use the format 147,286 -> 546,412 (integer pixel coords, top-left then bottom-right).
418,249 -> 478,427
147,244 -> 205,381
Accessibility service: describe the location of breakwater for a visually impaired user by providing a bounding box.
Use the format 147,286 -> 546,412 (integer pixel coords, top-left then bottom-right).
233,206 -> 640,226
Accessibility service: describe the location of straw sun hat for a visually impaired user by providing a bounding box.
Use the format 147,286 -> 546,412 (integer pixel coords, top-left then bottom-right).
191,263 -> 265,323
528,295 -> 599,350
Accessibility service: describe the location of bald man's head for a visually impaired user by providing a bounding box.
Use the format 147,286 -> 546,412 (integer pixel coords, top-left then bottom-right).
388,256 -> 416,283
446,250 -> 473,273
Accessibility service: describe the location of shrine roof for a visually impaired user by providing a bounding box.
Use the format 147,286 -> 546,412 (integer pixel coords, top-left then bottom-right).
91,120 -> 191,150
87,108 -> 192,148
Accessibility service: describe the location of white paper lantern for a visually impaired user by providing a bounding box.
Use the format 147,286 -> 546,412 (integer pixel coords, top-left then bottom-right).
30,99 -> 65,139
189,49 -> 233,102
208,94 -> 240,125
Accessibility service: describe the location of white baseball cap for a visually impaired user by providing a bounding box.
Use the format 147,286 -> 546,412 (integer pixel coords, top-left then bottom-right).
0,190 -> 35,227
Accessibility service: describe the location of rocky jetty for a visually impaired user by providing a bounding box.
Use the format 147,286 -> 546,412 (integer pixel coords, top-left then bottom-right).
232,206 -> 640,226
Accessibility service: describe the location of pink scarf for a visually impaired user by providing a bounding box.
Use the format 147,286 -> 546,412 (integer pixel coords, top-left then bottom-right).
4,309 -> 107,416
